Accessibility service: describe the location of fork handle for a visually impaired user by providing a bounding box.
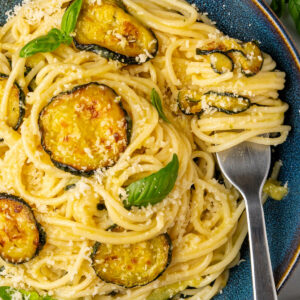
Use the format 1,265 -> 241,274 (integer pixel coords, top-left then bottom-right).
244,192 -> 278,300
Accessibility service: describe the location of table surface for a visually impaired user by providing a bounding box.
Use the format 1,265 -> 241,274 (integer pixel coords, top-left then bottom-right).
264,2 -> 300,300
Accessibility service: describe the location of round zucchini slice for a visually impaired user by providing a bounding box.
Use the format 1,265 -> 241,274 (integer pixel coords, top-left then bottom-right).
39,83 -> 130,176
0,194 -> 46,264
91,233 -> 172,288
0,74 -> 25,130
178,90 -> 250,115
74,0 -> 158,64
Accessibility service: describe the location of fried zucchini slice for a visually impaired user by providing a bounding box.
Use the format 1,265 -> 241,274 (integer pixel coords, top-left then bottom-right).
91,233 -> 172,287
0,74 -> 25,130
196,50 -> 234,74
39,83 -> 130,176
197,39 -> 263,76
177,90 -> 202,115
178,90 -> 250,115
74,0 -> 158,64
235,41 -> 263,76
0,194 -> 46,264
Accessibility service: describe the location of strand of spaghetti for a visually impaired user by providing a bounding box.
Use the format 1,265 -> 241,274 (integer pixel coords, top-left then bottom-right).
123,0 -> 198,27
191,124 -> 291,145
24,242 -> 89,290
165,39 -> 184,86
41,214 -> 165,244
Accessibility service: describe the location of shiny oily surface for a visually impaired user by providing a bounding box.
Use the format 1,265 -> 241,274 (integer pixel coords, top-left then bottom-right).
92,234 -> 172,288
0,0 -> 299,299
39,83 -> 128,174
0,196 -> 40,264
75,0 -> 157,59
0,76 -> 22,129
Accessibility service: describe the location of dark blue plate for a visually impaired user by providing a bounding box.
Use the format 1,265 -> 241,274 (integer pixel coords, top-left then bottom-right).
0,1 -> 299,299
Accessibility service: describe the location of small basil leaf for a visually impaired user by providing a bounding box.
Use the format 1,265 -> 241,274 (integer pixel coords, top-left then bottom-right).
61,0 -> 83,36
124,154 -> 179,208
151,88 -> 170,123
20,28 -> 65,58
288,0 -> 300,34
62,33 -> 74,45
270,0 -> 285,17
0,286 -> 55,300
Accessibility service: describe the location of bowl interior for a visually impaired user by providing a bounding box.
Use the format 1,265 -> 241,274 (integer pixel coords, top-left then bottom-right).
0,0 -> 299,299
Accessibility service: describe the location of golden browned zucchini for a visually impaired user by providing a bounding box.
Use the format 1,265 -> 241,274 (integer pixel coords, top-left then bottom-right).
74,0 -> 158,64
227,41 -> 263,76
0,194 -> 46,264
197,39 -> 263,77
91,233 -> 172,287
195,50 -> 234,74
0,74 -> 25,130
178,90 -> 250,115
39,83 -> 130,176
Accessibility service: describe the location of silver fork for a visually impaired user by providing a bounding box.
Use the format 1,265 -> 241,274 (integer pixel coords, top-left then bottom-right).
216,142 -> 277,300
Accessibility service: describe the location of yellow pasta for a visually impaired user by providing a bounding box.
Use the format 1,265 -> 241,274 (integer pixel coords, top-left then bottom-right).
0,0 -> 290,299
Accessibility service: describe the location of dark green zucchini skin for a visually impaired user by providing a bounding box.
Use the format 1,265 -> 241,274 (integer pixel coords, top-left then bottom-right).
195,49 -> 234,74
203,91 -> 251,114
226,49 -> 263,77
238,40 -> 264,77
178,91 -> 251,116
39,82 -> 132,177
0,193 -> 46,264
0,74 -> 25,131
196,40 -> 264,77
73,32 -> 158,65
91,233 -> 172,288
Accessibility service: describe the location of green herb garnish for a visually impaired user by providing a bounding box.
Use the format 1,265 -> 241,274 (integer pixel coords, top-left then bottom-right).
20,28 -> 66,58
151,89 -> 170,123
61,0 -> 83,36
0,286 -> 55,300
124,154 -> 179,208
20,0 -> 83,57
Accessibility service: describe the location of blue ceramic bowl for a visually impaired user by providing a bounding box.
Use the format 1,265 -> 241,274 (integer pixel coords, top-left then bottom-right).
0,1 -> 299,299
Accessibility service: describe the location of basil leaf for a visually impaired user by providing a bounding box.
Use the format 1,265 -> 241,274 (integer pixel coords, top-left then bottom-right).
0,286 -> 55,300
61,0 -> 83,36
270,0 -> 286,17
151,89 -> 170,123
20,28 -> 65,58
288,0 -> 300,33
124,154 -> 179,208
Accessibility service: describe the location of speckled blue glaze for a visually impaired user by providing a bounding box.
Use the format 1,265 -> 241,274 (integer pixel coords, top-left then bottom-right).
0,0 -> 299,299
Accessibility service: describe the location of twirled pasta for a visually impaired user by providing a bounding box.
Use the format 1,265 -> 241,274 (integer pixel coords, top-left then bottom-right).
0,0 -> 290,299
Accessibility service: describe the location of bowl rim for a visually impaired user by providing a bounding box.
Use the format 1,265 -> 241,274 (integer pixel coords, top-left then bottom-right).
252,0 -> 300,293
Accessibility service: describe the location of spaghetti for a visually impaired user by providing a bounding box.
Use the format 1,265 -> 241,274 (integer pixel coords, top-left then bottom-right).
0,0 -> 290,299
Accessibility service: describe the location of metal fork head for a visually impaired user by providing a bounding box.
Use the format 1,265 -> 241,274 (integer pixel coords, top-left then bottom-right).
216,142 -> 271,196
